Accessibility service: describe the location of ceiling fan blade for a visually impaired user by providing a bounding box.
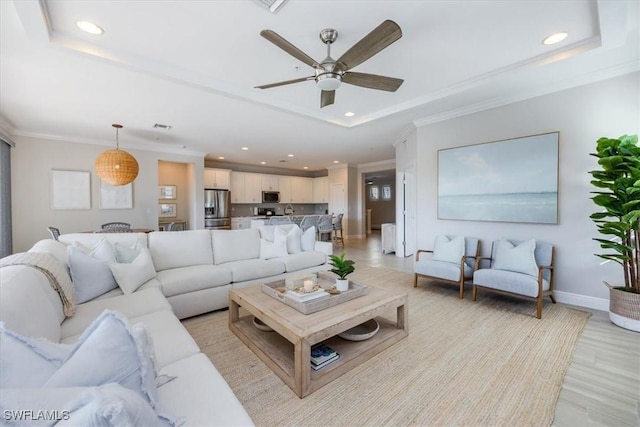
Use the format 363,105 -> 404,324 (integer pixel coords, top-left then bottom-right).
336,20 -> 402,71
260,30 -> 319,68
255,76 -> 315,89
321,90 -> 335,108
342,72 -> 403,92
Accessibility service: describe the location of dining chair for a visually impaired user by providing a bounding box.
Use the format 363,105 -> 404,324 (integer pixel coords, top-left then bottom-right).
47,226 -> 61,241
299,215 -> 319,231
101,222 -> 131,232
316,215 -> 334,242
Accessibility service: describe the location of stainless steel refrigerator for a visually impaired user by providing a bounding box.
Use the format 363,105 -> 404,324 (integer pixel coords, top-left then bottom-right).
204,189 -> 231,229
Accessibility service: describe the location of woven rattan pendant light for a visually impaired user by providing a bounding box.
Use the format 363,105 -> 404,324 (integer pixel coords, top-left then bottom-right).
95,124 -> 139,186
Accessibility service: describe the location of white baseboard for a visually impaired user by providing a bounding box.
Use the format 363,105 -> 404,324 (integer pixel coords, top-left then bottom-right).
553,290 -> 609,312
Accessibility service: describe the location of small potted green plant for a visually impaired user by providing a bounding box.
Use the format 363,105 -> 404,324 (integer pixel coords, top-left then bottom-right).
328,252 -> 355,291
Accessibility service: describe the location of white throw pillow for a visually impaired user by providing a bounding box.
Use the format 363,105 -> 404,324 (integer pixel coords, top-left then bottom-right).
432,235 -> 465,264
113,240 -> 143,263
0,322 -> 71,388
301,226 -> 316,252
109,247 -> 157,294
44,311 -> 162,414
493,238 -> 538,277
277,225 -> 302,254
260,230 -> 288,259
67,239 -> 118,303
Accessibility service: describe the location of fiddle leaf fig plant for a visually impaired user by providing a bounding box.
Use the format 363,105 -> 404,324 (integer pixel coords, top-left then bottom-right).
328,252 -> 355,280
589,134 -> 640,294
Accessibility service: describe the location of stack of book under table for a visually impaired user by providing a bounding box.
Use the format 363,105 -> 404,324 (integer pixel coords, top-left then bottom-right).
310,343 -> 340,370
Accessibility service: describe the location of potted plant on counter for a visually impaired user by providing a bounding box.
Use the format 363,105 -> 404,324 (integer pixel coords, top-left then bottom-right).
589,134 -> 640,331
328,252 -> 355,292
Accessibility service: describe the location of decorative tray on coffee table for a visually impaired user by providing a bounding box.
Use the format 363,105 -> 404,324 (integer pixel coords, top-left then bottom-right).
262,272 -> 368,314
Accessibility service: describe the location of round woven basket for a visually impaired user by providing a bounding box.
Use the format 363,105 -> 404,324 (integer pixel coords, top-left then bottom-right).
608,284 -> 640,321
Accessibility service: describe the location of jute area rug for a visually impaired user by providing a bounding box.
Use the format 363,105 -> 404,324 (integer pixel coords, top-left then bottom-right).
182,266 -> 590,427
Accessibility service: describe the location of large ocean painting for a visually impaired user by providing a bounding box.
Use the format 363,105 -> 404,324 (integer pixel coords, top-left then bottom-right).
438,132 -> 559,224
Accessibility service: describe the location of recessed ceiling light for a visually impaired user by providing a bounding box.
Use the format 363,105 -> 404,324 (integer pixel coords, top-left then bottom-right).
333,160 -> 339,164
241,147 -> 249,151
542,32 -> 568,45
288,154 -> 294,157
345,112 -> 355,117
303,166 -> 308,169
260,161 -> 266,165
76,21 -> 103,35
218,156 -> 225,160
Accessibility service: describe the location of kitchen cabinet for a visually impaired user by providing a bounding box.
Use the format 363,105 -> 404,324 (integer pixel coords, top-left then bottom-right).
245,173 -> 262,203
279,176 -> 292,203
230,172 -> 261,203
231,217 -> 251,230
262,175 -> 279,191
291,177 -> 313,203
230,172 -> 246,203
313,176 -> 329,203
204,168 -> 230,189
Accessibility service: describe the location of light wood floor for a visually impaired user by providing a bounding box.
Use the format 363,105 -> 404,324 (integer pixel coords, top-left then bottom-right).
338,232 -> 640,427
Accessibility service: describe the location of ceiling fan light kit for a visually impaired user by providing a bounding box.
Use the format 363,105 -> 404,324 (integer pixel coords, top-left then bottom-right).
256,20 -> 404,108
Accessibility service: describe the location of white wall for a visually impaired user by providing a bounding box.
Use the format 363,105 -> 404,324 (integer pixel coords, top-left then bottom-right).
410,72 -> 639,309
10,135 -> 205,252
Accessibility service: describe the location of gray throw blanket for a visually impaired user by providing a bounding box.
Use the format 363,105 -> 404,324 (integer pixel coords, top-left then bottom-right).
0,252 -> 76,317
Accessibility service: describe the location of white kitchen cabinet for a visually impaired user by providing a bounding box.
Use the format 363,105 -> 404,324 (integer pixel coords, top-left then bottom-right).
230,172 -> 246,203
279,176 -> 292,203
245,173 -> 262,203
261,175 -> 279,191
313,176 -> 329,203
291,177 -> 313,203
204,168 -> 230,189
231,217 -> 251,230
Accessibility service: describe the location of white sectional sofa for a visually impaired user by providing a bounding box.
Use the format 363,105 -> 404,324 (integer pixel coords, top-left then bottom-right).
0,226 -> 331,425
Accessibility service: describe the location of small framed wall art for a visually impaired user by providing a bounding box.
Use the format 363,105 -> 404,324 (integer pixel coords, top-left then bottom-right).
158,185 -> 176,200
100,181 -> 133,209
159,203 -> 177,218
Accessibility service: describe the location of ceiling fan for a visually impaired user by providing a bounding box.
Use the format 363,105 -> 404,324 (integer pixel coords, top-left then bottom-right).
255,20 -> 404,108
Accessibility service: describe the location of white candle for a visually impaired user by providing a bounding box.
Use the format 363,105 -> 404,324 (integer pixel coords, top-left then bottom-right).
303,280 -> 314,292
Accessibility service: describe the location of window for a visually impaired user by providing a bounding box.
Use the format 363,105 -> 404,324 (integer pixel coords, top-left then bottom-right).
382,185 -> 392,200
369,185 -> 379,201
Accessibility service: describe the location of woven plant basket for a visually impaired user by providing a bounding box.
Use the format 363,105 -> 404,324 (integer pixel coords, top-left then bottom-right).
608,284 -> 640,320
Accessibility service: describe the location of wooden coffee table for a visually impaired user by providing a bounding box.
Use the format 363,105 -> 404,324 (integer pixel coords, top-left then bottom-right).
229,282 -> 408,398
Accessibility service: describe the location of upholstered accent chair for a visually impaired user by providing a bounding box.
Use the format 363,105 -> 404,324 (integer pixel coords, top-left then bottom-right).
472,239 -> 555,319
413,235 -> 480,299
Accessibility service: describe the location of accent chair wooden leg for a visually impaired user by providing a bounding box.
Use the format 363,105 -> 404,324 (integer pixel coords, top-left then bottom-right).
472,285 -> 477,301
413,274 -> 418,288
536,296 -> 543,319
549,294 -> 556,304
458,281 -> 464,299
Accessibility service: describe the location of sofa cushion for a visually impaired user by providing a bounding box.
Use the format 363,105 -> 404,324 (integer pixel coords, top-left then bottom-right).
109,247 -> 157,294
415,259 -> 474,282
59,233 -> 148,252
0,266 -> 64,342
274,251 -> 327,273
61,288 -> 171,340
158,353 -> 254,427
223,258 -> 286,283
28,239 -> 69,268
301,226 -> 316,252
212,229 -> 260,264
0,322 -> 70,387
148,230 -> 213,271
155,265 -> 232,298
473,268 -> 549,298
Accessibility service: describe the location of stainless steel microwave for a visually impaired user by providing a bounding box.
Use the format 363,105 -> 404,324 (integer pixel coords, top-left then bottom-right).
262,191 -> 280,203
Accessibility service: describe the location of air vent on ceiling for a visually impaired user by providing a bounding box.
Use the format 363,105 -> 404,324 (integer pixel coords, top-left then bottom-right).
153,123 -> 172,130
253,0 -> 287,13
